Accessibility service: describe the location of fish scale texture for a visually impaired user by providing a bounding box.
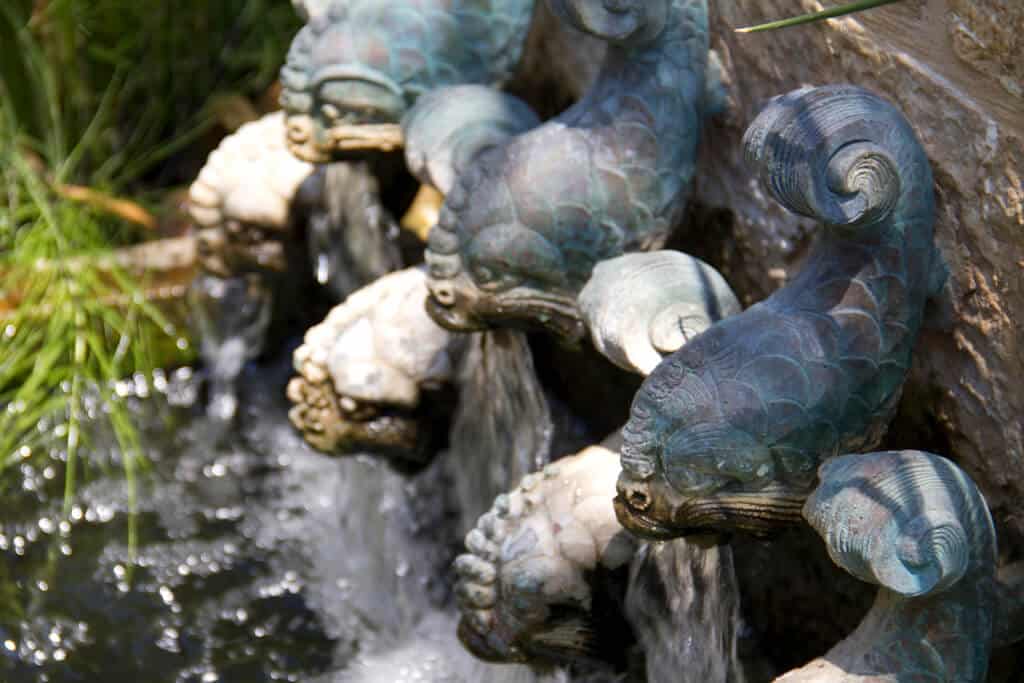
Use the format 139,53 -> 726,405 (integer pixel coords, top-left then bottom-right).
622,85 -> 944,495
429,0 -> 712,298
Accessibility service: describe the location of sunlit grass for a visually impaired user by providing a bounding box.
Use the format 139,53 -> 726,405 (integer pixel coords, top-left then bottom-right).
0,0 -> 300,538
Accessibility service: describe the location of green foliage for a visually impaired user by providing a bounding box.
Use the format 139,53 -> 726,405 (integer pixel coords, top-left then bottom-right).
0,146 -> 181,541
1,0 -> 301,190
736,0 -> 905,34
0,0 -> 301,526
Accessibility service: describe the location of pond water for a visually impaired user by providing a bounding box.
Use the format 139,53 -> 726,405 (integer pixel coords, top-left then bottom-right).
0,347 -> 556,683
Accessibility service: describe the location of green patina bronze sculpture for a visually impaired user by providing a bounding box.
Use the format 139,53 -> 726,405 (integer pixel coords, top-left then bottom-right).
279,0 -> 536,162
614,84 -> 948,539
421,0 -> 721,343
451,85 -> 1024,680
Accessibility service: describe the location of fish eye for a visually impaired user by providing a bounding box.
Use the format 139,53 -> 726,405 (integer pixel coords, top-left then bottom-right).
472,264 -> 495,284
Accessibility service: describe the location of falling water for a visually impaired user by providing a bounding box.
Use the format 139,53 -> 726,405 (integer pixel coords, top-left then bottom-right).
626,539 -> 747,683
308,162 -> 403,301
187,273 -> 272,426
445,330 -> 554,534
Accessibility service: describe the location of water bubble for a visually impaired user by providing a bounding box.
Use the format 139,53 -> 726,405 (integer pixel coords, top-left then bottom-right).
53,649 -> 66,662
4,640 -> 15,652
152,370 -> 168,393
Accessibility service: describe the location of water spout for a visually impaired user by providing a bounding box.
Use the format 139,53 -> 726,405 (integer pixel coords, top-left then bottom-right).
446,330 -> 553,534
626,540 -> 747,683
187,273 -> 272,427
308,162 -> 403,302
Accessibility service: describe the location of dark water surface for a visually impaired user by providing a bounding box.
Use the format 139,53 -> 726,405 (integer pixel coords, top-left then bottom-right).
0,351 -> 457,683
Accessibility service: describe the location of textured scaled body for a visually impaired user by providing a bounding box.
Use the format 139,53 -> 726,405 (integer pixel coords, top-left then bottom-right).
402,85 -> 541,195
287,267 -> 464,460
614,85 -> 946,540
423,0 -> 714,342
279,0 -> 536,161
779,451 -> 996,682
188,112 -> 318,277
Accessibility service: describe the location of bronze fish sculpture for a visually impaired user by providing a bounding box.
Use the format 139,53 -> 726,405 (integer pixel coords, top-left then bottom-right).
280,0 -> 536,162
421,0 -> 720,343
614,84 -> 948,540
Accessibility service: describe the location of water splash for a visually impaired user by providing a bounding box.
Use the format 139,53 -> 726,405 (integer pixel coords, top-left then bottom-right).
330,611 -> 556,683
446,330 -> 554,534
0,350 -> 574,682
626,539 -> 747,683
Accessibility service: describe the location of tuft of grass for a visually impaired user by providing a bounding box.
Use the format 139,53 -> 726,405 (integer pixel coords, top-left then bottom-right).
0,0 -> 300,543
0,146 -> 185,544
736,0 -> 905,33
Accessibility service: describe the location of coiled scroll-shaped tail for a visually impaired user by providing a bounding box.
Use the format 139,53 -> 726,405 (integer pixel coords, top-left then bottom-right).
784,451 -> 995,682
743,85 -> 914,229
402,85 -> 540,195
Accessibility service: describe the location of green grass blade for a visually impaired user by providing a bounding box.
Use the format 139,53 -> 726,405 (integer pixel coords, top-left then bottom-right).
736,0 -> 904,33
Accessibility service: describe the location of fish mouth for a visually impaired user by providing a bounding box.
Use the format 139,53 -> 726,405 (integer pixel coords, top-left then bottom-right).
424,295 -> 490,333
286,117 -> 403,163
457,611 -> 597,668
614,470 -> 686,540
425,287 -> 586,344
613,494 -> 682,541
475,293 -> 586,344
284,114 -> 332,164
615,479 -> 812,540
287,140 -> 332,164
